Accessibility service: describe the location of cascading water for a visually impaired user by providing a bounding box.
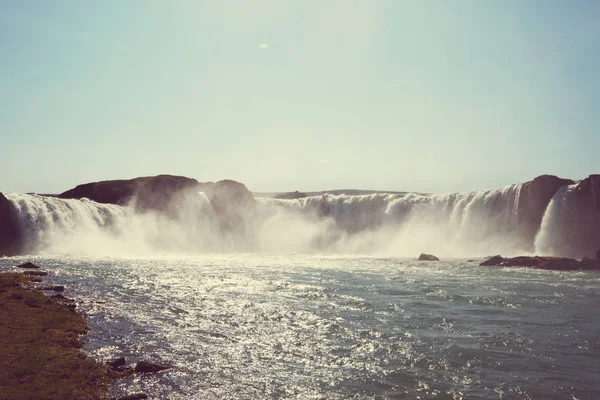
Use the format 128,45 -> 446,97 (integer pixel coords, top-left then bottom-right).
4,192 -> 223,255
256,183 -> 528,256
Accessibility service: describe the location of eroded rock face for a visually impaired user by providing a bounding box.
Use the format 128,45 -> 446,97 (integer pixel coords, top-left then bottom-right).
576,175 -> 600,213
205,179 -> 256,233
418,253 -> 439,261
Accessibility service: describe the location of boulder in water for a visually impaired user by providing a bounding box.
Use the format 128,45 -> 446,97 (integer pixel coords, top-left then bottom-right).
108,357 -> 127,368
479,255 -> 506,266
418,253 -> 439,261
134,361 -> 169,373
16,262 -> 40,269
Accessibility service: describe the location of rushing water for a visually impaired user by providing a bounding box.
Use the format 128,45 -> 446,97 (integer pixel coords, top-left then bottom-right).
2,254 -> 599,399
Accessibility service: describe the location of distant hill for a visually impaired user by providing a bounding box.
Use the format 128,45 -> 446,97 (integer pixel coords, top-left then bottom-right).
254,189 -> 411,198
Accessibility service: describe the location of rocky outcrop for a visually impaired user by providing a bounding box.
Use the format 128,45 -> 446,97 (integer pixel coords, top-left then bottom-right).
0,193 -> 23,257
575,174 -> 600,213
275,191 -> 308,200
479,255 -> 600,270
418,253 -> 439,261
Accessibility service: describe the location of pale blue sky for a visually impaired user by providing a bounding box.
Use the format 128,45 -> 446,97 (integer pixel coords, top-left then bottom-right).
1,1 -> 598,194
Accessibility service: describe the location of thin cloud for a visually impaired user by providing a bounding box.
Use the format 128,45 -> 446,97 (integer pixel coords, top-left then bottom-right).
318,160 -> 329,165
260,43 -> 269,50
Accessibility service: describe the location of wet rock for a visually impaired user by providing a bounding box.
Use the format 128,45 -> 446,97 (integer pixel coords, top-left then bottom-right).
479,255 -> 506,266
36,285 -> 65,292
51,294 -> 74,301
480,255 -> 598,270
580,257 -> 599,270
134,361 -> 169,373
16,262 -> 40,269
108,357 -> 127,368
117,394 -> 148,400
418,253 -> 439,261
537,257 -> 581,270
23,270 -> 48,276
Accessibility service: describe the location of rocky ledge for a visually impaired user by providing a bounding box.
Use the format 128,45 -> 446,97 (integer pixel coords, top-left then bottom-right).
479,254 -> 600,270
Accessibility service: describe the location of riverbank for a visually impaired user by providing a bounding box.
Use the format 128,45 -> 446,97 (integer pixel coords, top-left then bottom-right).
0,272 -> 113,400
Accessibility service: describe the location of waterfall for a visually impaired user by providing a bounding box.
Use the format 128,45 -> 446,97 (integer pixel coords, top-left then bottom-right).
4,180 -> 583,257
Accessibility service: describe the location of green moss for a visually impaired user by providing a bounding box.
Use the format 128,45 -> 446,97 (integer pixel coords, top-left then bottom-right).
0,273 -> 115,400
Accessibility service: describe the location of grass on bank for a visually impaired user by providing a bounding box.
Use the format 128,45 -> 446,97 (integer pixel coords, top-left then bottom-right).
0,273 -> 113,400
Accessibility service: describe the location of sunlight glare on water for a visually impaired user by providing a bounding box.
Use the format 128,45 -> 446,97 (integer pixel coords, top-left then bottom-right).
2,254 -> 599,399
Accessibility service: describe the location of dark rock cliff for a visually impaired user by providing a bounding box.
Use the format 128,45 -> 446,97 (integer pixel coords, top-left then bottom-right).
0,193 -> 23,256
58,175 -> 204,213
516,175 -> 574,251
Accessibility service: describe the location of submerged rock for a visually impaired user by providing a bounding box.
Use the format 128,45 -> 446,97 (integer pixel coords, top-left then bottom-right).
23,270 -> 48,276
116,394 -> 148,400
134,361 -> 169,373
16,262 -> 40,269
418,253 -> 439,261
36,285 -> 65,292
